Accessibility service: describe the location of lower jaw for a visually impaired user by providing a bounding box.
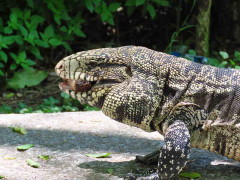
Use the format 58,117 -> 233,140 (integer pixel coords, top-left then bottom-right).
59,85 -> 105,108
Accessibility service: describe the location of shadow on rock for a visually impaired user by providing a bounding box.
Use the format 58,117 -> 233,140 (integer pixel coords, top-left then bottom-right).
79,159 -> 157,179
0,126 -> 161,154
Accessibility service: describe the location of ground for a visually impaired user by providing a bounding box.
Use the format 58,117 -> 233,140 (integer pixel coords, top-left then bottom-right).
0,111 -> 240,180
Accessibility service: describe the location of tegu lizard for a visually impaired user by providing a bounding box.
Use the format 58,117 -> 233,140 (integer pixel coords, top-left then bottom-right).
55,46 -> 240,179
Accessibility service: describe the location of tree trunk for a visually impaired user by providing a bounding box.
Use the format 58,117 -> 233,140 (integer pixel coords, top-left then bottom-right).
195,0 -> 212,57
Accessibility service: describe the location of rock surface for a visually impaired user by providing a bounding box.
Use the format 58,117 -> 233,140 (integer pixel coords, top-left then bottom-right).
0,111 -> 239,180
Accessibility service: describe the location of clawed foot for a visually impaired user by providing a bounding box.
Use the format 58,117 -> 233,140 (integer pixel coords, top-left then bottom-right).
135,150 -> 160,165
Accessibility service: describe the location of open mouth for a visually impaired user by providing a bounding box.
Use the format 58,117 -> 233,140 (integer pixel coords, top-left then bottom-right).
59,78 -> 122,94
59,79 -> 97,93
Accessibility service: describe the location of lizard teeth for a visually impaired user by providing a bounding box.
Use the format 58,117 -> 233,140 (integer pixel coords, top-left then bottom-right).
81,92 -> 87,98
80,73 -> 86,80
92,92 -> 97,98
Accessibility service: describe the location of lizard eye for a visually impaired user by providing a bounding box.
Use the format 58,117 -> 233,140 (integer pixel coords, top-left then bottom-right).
126,66 -> 133,77
86,60 -> 98,69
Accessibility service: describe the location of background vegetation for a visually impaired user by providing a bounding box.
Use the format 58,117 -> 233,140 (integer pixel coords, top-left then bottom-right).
1,0 -> 240,113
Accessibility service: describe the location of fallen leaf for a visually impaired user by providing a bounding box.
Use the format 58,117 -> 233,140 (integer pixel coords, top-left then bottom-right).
26,159 -> 40,168
10,126 -> 27,135
4,157 -> 16,160
179,172 -> 201,179
86,153 -> 111,158
38,155 -> 50,160
17,144 -> 34,151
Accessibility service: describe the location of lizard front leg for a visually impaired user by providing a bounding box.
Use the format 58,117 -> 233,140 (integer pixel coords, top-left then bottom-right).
126,120 -> 190,180
157,120 -> 190,179
127,104 -> 208,179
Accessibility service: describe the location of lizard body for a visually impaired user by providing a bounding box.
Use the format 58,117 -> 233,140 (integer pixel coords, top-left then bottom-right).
55,46 -> 240,179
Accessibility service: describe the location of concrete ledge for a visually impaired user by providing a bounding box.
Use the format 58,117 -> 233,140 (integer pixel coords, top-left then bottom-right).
0,112 -> 239,180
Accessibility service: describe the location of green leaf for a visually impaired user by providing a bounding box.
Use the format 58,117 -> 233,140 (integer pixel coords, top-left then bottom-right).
38,155 -> 50,160
235,65 -> 240,69
109,3 -> 121,12
188,49 -> 196,56
220,61 -> 228,67
10,126 -> 27,135
23,10 -> 31,20
101,11 -> 110,22
179,172 -> 201,179
219,51 -> 229,59
10,12 -> 18,24
107,168 -> 113,174
19,51 -> 26,60
107,16 -> 115,25
85,0 -> 94,12
8,68 -> 48,89
29,15 -> 45,30
0,175 -> 5,179
49,38 -> 62,46
19,26 -> 28,37
26,0 -> 34,8
35,39 -> 49,48
0,51 -> 8,63
30,46 -> 43,59
17,144 -> 34,151
26,159 -> 40,168
15,35 -> 24,45
146,4 -> 156,19
60,26 -> 67,32
12,8 -> 22,18
136,0 -> 145,6
42,26 -> 54,41
4,27 -> 13,34
10,64 -> 17,70
3,36 -> 16,45
54,14 -> 61,25
86,153 -> 111,158
62,42 -> 72,52
234,51 -> 240,58
73,27 -> 86,37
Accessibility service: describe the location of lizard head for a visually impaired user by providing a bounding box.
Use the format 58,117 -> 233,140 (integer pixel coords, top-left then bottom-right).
55,46 -> 133,108
55,46 -> 161,130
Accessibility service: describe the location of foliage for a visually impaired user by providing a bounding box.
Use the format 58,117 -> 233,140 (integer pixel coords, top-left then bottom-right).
165,0 -> 196,52
207,50 -> 240,69
0,0 -> 171,90
0,92 -> 99,114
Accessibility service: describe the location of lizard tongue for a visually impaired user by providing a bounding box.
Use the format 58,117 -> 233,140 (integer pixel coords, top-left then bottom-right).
60,79 -> 92,92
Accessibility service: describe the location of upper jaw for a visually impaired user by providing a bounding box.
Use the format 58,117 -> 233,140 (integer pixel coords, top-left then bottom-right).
55,60 -> 100,82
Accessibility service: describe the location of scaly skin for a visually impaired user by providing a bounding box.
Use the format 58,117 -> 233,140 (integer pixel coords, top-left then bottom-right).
55,46 -> 240,179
